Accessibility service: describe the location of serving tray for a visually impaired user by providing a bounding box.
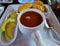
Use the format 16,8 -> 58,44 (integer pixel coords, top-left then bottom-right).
0,4 -> 60,46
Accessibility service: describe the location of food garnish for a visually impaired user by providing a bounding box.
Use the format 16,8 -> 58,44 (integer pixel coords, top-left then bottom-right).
18,2 -> 33,13
5,22 -> 16,39
32,1 -> 47,12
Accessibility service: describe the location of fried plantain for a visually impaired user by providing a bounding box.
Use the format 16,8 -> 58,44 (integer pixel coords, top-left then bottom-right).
18,2 -> 33,13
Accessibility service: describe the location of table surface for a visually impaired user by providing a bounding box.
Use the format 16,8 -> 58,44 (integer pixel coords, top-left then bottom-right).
0,0 -> 60,23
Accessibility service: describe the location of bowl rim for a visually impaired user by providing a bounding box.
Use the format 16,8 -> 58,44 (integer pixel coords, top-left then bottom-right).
17,8 -> 45,29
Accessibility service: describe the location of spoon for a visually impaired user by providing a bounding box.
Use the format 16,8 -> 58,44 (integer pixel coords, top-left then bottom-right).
45,18 -> 60,44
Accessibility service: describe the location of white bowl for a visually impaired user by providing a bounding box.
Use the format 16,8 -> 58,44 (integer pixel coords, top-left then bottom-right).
18,0 -> 34,3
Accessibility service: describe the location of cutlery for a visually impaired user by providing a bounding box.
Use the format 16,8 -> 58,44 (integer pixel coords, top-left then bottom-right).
45,18 -> 60,44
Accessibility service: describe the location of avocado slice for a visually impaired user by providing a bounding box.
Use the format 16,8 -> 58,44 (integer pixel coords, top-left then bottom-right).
1,18 -> 15,32
8,12 -> 17,20
0,12 -> 17,40
5,22 -> 16,40
0,12 -> 17,32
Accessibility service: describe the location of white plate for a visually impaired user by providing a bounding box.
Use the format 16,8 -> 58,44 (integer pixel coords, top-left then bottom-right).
0,0 -> 13,3
0,4 -> 60,46
0,6 -> 4,16
0,9 -> 18,45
